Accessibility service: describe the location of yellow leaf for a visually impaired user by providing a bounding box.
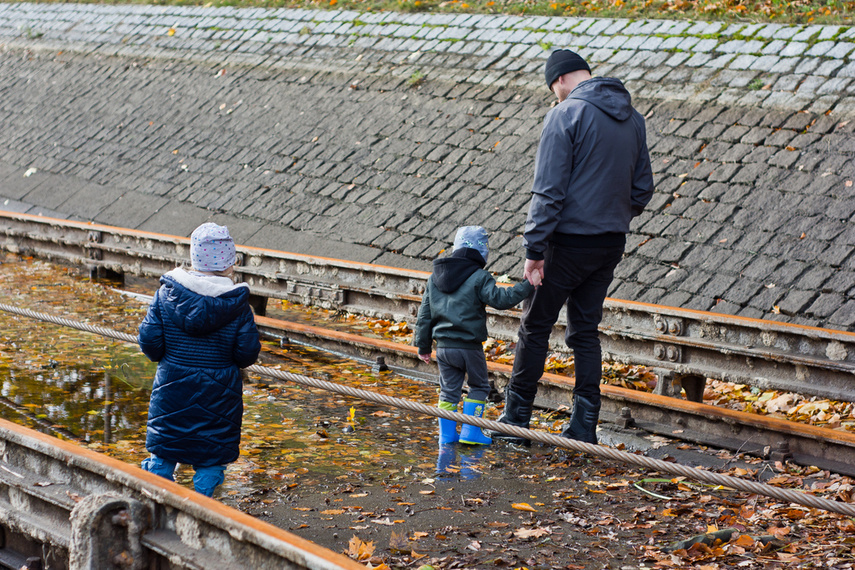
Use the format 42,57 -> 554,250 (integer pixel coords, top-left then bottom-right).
167,28 -> 176,36
511,502 -> 537,512
347,536 -> 375,561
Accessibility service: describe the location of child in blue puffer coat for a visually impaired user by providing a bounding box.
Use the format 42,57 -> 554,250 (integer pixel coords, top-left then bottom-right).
138,222 -> 261,497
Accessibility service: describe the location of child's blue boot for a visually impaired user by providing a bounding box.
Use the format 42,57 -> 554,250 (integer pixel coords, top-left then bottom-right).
459,399 -> 492,445
437,400 -> 459,444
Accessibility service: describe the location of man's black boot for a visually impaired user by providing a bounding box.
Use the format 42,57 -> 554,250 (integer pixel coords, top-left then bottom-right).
560,394 -> 600,444
487,389 -> 534,446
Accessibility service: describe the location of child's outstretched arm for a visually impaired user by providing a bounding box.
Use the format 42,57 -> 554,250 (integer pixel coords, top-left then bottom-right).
478,273 -> 535,311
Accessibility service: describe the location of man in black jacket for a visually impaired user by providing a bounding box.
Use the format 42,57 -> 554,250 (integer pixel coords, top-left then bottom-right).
491,50 -> 654,445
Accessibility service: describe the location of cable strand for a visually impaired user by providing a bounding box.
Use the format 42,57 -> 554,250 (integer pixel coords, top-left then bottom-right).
1,301 -> 853,517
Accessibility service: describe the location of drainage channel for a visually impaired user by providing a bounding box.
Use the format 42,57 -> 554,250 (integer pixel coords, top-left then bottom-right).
1,254 -> 855,569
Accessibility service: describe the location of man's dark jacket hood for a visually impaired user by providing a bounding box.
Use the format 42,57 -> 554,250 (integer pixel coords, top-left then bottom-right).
432,248 -> 486,294
567,77 -> 633,121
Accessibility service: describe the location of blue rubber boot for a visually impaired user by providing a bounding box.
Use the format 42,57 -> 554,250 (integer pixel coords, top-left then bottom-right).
437,400 -> 459,444
458,399 -> 492,445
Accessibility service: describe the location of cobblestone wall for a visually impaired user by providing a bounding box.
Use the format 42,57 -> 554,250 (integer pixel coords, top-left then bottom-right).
0,3 -> 854,330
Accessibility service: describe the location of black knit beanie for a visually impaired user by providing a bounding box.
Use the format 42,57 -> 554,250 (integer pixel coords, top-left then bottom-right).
544,49 -> 591,89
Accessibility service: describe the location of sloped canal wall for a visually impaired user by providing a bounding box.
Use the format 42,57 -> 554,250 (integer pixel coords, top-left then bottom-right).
0,3 -> 854,329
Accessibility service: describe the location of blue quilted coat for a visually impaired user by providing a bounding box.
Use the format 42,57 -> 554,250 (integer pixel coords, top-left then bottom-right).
139,268 -> 261,467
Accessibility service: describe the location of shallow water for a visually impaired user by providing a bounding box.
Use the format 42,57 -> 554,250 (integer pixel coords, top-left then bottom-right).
0,254 -> 514,498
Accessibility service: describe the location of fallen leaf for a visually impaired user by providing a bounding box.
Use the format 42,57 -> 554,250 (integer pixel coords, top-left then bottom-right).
511,502 -> 537,512
346,536 -> 375,561
514,527 -> 552,539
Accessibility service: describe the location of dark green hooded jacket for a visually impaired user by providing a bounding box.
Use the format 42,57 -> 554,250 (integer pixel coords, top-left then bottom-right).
414,248 -> 534,353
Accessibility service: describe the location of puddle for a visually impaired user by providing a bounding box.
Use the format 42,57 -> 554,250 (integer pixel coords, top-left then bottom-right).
0,254 -> 514,498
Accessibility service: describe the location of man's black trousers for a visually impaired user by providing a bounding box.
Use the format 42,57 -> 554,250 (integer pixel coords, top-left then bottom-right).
508,240 -> 625,404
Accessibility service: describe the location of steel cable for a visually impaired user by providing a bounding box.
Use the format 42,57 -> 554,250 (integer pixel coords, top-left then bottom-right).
2,301 -> 854,517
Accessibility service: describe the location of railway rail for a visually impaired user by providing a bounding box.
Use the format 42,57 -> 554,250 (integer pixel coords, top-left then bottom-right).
2,210 -> 855,406
0,417 -> 365,570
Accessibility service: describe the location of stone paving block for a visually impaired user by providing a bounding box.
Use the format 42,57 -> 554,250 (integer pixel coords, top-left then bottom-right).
55,180 -> 125,222
371,250 -> 432,271
92,190 -> 168,229
24,204 -> 72,220
137,199 -> 214,236
0,198 -> 33,214
806,292 -> 846,319
828,301 -> 855,328
0,162 -> 49,200
777,289 -> 817,315
682,295 -> 715,312
793,265 -> 836,292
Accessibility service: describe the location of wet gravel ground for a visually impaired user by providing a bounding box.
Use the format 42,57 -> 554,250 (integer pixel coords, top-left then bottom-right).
226,347 -> 855,570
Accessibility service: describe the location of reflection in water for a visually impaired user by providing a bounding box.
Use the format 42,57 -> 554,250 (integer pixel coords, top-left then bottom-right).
436,444 -> 488,481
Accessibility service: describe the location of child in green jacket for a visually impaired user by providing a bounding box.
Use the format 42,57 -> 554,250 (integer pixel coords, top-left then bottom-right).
414,226 -> 540,445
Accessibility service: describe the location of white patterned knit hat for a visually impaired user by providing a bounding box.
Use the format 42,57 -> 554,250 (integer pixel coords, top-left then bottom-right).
452,226 -> 489,264
190,223 -> 236,272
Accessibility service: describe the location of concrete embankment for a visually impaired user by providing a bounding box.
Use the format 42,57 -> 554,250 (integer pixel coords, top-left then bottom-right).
1,3 -> 854,328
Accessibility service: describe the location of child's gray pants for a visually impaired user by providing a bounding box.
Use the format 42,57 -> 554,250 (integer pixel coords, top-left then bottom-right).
436,347 -> 490,404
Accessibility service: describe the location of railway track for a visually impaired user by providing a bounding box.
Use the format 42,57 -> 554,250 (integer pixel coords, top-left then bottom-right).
2,248 -> 855,567
2,210 -> 855,398
253,314 -> 855,478
2,210 -> 855,476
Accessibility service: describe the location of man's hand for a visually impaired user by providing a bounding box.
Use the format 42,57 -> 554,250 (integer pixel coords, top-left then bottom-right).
524,259 -> 545,285
419,353 -> 431,364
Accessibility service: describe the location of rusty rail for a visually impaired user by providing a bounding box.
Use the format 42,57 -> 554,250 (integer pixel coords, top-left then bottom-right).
0,417 -> 364,570
1,210 -> 855,405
